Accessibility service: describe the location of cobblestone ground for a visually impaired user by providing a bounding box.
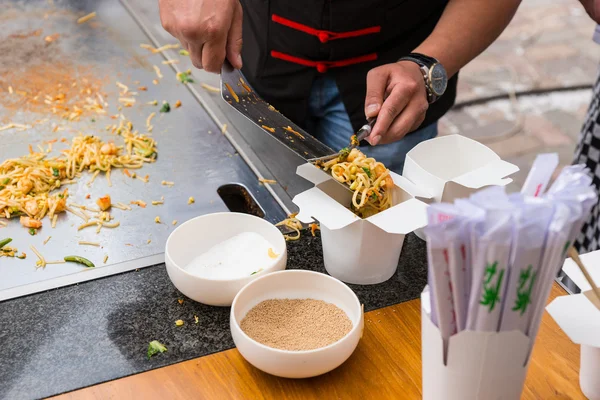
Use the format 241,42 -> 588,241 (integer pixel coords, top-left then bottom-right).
440,0 -> 600,191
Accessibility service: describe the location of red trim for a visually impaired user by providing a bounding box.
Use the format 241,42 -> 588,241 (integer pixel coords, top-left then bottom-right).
270,51 -> 378,73
272,14 -> 380,43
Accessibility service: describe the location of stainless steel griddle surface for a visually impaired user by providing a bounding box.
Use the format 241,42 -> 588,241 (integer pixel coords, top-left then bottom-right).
0,0 -> 285,301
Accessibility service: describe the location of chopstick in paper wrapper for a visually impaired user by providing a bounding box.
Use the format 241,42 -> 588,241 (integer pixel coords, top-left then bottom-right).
526,165 -> 597,341
424,205 -> 462,355
499,196 -> 553,333
465,187 -> 514,332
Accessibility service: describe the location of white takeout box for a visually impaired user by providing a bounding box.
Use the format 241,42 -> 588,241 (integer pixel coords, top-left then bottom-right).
403,134 -> 519,203
293,163 -> 428,285
548,251 -> 600,399
421,287 -> 532,400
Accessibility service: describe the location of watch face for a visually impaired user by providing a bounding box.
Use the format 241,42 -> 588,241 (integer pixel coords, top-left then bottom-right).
428,63 -> 448,97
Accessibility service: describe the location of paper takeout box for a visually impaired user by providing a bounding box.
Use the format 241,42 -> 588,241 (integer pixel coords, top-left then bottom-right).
421,287 -> 532,400
293,163 -> 428,285
548,251 -> 600,399
403,134 -> 519,203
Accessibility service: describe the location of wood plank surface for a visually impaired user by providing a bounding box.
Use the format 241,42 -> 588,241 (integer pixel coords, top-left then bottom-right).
55,283 -> 583,400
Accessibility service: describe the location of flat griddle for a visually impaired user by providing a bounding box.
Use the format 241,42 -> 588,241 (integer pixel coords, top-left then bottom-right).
0,0 -> 285,301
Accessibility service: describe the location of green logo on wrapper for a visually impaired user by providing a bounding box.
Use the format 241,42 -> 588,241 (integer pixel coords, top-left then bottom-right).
480,261 -> 505,312
512,264 -> 537,316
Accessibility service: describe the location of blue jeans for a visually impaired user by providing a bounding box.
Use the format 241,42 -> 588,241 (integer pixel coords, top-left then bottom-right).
305,75 -> 438,174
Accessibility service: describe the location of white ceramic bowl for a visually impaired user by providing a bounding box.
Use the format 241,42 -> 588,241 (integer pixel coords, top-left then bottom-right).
230,270 -> 364,378
165,212 -> 287,306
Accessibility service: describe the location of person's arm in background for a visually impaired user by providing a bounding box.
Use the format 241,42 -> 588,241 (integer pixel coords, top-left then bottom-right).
158,0 -> 242,73
365,0 -> 521,146
580,0 -> 600,22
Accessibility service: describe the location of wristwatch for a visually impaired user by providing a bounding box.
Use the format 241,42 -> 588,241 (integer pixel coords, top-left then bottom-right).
398,53 -> 448,104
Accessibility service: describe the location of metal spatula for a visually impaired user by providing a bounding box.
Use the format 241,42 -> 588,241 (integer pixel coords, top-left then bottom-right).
220,61 -> 335,160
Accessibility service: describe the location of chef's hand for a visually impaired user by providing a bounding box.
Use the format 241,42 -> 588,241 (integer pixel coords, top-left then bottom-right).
159,0 -> 243,73
364,61 -> 429,146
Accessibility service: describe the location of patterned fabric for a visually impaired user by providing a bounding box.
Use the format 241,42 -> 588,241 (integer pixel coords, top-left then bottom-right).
573,67 -> 600,252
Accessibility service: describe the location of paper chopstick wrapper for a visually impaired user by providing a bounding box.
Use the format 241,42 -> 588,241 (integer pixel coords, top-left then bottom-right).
500,197 -> 553,332
466,187 -> 514,332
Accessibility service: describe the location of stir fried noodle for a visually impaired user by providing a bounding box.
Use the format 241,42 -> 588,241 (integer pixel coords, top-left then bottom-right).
0,122 -> 156,226
320,148 -> 393,218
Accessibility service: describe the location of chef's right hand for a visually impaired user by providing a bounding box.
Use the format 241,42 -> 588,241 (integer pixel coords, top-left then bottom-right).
159,0 -> 243,73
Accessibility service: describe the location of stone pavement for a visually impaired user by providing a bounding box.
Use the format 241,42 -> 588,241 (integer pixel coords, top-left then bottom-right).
439,0 -> 600,191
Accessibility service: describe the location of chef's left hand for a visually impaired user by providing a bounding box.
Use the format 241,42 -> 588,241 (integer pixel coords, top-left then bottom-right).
364,61 -> 429,146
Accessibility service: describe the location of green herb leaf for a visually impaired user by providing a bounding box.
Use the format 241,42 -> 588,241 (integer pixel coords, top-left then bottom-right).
147,340 -> 167,359
91,118 -> 96,122
29,228 -> 36,236
160,102 -> 171,113
179,49 -> 190,56
1,178 -> 9,185
58,194 -> 64,198
370,192 -> 378,201
0,238 -> 12,249
362,167 -> 372,178
52,168 -> 59,177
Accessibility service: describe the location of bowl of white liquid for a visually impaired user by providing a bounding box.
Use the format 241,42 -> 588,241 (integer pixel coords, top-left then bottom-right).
165,212 -> 287,306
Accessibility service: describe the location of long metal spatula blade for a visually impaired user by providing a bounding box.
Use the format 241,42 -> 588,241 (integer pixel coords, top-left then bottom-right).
220,62 -> 335,160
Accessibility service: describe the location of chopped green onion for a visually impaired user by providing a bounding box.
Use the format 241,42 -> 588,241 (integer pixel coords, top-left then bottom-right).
64,255 -> 95,268
0,238 -> 12,249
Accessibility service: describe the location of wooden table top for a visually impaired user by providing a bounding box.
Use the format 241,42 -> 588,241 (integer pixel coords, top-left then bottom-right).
56,283 -> 583,400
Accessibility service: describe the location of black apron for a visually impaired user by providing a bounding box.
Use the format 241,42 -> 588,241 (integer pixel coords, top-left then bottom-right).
240,0 -> 457,134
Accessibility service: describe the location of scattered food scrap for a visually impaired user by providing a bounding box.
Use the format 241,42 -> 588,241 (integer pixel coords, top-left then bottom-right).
154,216 -> 161,224
147,340 -> 167,359
162,59 -> 179,65
176,70 -> 194,84
77,11 -> 96,24
174,100 -> 181,108
178,299 -> 184,305
160,101 -> 170,113
275,215 -> 303,241
146,112 -> 155,132
78,241 -> 100,247
261,125 -> 275,133
153,65 -> 163,79
187,197 -> 195,205
172,220 -> 177,226
194,315 -> 199,324
221,124 -> 227,134
224,83 -> 239,102
259,178 -> 277,185
161,180 -> 174,187
179,49 -> 189,56
130,200 -> 147,208
268,248 -> 278,259
283,125 -> 305,139
64,255 -> 95,268
97,195 -> 111,211
175,319 -> 184,327
103,254 -> 108,264
200,83 -> 220,93
310,223 -> 320,236
43,236 -> 52,245
251,268 -> 263,276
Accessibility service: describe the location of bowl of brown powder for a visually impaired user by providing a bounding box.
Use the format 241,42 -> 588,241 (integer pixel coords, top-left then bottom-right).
230,270 -> 364,378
